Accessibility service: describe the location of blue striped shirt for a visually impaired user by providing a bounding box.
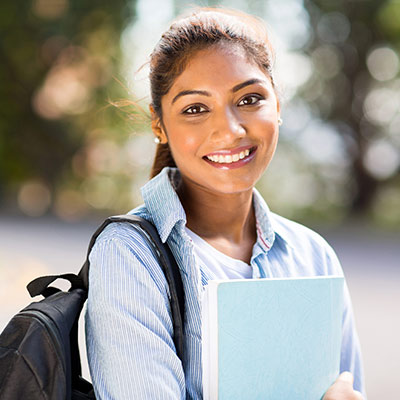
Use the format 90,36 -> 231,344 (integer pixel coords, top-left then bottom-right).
85,167 -> 365,399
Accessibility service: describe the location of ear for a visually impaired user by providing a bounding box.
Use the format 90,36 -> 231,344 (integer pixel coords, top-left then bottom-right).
149,104 -> 168,144
276,97 -> 281,118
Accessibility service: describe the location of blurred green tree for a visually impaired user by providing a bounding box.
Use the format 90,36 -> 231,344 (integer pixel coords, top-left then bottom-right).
302,0 -> 400,215
0,0 -> 135,215
1,0 -> 399,224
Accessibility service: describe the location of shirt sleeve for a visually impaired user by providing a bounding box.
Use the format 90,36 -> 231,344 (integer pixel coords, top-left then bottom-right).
85,224 -> 185,400
325,244 -> 367,398
340,282 -> 366,397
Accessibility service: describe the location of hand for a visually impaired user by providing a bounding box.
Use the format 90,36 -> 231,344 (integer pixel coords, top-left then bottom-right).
323,372 -> 364,400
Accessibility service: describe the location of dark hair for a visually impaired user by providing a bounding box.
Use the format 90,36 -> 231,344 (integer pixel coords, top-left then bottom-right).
149,7 -> 276,178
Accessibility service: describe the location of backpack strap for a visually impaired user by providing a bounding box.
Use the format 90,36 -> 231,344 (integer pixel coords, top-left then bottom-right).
27,215 -> 185,362
79,214 -> 185,360
27,273 -> 85,298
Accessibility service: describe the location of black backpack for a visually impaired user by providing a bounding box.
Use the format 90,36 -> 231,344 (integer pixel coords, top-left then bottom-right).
0,215 -> 184,400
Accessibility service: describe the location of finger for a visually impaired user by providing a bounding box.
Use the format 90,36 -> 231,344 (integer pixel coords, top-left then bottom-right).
354,390 -> 364,400
336,371 -> 354,385
322,372 -> 358,400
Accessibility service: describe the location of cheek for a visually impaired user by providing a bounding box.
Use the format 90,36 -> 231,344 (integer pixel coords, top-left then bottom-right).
264,128 -> 279,157
253,117 -> 278,142
260,107 -> 279,126
181,134 -> 199,148
244,104 -> 278,131
169,128 -> 203,159
249,115 -> 279,161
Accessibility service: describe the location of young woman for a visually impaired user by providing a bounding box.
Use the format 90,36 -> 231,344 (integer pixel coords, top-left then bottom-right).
86,8 -> 365,399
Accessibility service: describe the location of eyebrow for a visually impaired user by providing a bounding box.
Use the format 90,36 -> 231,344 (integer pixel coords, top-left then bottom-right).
171,78 -> 267,104
172,90 -> 211,104
231,78 -> 267,93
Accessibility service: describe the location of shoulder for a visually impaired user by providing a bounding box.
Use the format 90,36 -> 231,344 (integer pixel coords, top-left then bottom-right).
93,206 -> 152,257
270,212 -> 331,250
89,205 -> 170,293
270,212 -> 343,275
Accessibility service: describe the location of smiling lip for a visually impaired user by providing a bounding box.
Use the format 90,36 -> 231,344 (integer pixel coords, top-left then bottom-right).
203,146 -> 257,169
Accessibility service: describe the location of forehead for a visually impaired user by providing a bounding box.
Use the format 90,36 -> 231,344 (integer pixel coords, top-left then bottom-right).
166,43 -> 270,95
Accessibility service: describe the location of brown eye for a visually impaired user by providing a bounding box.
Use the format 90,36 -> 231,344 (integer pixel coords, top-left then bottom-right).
183,104 -> 207,114
238,95 -> 262,106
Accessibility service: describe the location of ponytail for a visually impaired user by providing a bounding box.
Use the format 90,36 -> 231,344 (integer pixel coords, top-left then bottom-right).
150,143 -> 177,178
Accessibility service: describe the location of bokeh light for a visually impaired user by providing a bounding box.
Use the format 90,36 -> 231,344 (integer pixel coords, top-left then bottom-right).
86,140 -> 122,174
367,46 -> 399,82
82,176 -> 118,210
317,12 -> 351,44
53,189 -> 89,221
363,139 -> 400,180
363,87 -> 400,126
32,0 -> 68,19
17,180 -> 52,217
311,45 -> 343,79
275,52 -> 313,100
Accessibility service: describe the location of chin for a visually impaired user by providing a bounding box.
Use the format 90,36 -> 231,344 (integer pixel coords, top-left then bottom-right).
207,180 -> 256,195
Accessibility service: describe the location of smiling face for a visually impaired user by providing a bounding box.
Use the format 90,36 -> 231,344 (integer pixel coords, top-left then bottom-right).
152,43 -> 280,197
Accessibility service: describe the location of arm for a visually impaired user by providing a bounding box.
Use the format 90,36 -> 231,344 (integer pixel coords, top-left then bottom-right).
324,245 -> 366,398
85,224 -> 185,399
340,283 -> 365,396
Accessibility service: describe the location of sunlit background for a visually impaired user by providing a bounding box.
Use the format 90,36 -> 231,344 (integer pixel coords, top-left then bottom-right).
0,0 -> 399,398
1,0 -> 400,224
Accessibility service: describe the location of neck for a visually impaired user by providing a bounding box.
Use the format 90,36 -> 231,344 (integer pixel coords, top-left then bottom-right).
177,179 -> 256,245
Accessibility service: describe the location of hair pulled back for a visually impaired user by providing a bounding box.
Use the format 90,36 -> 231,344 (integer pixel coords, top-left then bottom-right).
149,7 -> 275,178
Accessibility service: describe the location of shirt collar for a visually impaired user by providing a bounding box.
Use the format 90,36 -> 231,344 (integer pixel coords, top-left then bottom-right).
141,167 -> 187,243
253,188 -> 291,250
252,188 -> 276,251
141,167 -> 290,248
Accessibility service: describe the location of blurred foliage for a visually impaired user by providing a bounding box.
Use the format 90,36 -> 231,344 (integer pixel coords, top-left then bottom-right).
0,0 -> 399,228
255,0 -> 399,227
0,0 -> 138,218
301,0 -> 400,219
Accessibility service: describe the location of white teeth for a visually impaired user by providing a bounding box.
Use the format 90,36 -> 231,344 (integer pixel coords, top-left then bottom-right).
206,148 -> 252,164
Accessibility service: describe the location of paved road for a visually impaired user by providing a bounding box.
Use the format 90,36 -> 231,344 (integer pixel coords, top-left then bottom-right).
1,216 -> 399,399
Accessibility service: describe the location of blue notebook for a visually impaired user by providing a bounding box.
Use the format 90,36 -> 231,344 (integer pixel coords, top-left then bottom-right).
202,276 -> 344,400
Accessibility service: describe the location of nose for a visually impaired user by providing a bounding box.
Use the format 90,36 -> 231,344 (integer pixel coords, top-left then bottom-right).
211,106 -> 246,142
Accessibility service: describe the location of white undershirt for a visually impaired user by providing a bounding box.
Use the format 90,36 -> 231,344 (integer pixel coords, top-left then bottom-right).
184,227 -> 253,279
